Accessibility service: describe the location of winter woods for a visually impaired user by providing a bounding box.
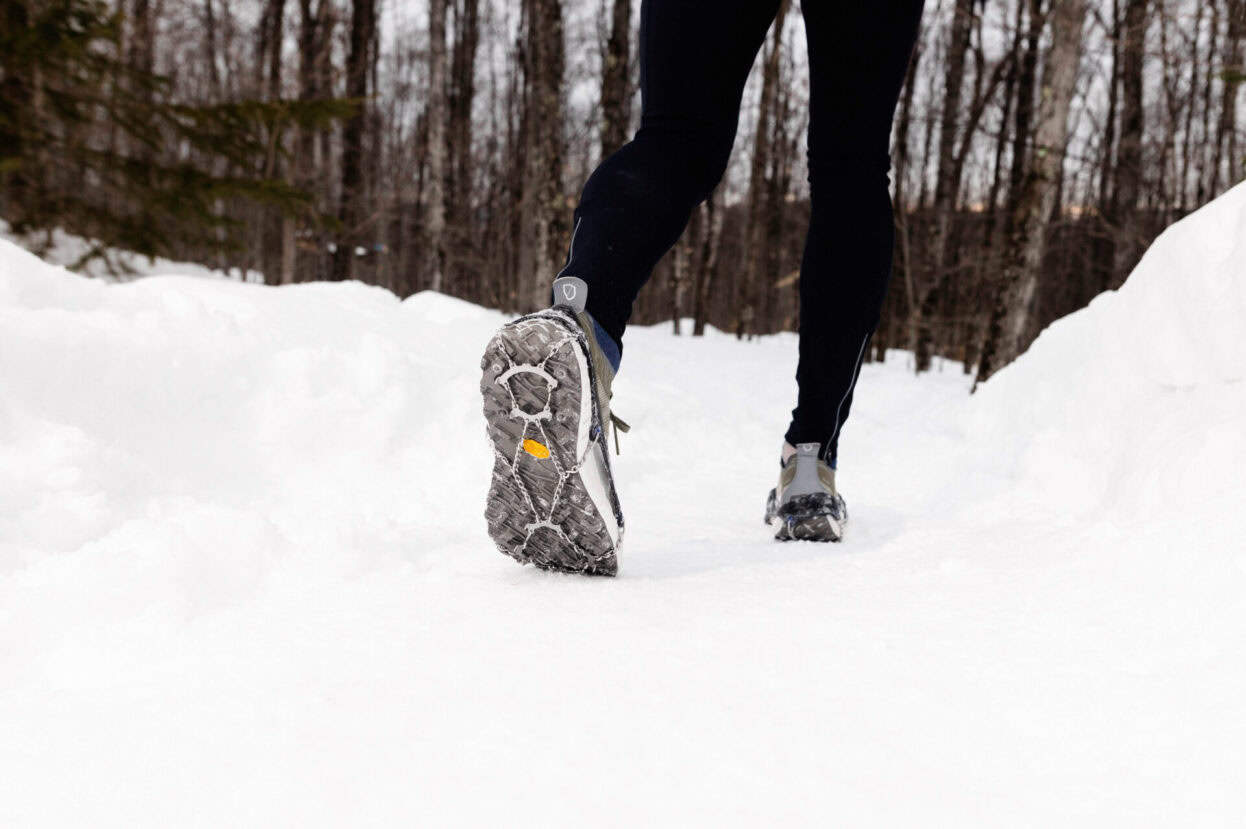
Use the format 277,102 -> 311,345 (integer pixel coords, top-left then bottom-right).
1,0 -> 1243,379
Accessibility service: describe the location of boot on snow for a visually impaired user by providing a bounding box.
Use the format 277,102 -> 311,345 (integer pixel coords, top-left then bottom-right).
479,277 -> 627,575
764,443 -> 847,542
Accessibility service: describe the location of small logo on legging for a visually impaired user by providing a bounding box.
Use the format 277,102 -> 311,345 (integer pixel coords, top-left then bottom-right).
561,283 -> 577,302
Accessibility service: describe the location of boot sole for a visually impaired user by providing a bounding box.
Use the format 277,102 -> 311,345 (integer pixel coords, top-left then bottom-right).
480,312 -> 622,575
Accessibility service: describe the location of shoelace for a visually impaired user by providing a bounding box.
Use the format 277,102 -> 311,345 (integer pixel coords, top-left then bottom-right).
610,412 -> 630,454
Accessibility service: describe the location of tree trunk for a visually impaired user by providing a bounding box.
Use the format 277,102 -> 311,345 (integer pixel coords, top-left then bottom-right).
671,228 -> 691,335
1093,0 -> 1121,293
255,0 -> 288,284
691,195 -> 723,337
1009,0 -> 1044,199
739,0 -> 788,339
518,0 -> 567,309
887,29 -> 923,362
930,0 -> 975,267
1214,0 -> 1245,191
966,0 -> 1024,375
128,0 -> 156,168
764,79 -> 797,335
976,0 -> 1087,386
447,0 -> 480,293
892,28 -> 922,213
294,0 -> 332,283
1156,4 -> 1179,226
427,0 -> 449,292
1111,0 -> 1148,286
331,0 -> 377,282
1197,1 -> 1221,205
1,0 -> 32,215
130,0 -> 155,79
204,0 -> 222,98
256,0 -> 286,96
915,0 -> 987,371
1178,0 -> 1205,214
600,0 -> 633,159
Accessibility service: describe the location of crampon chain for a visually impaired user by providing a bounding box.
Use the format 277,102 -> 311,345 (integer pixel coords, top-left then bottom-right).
490,317 -> 613,570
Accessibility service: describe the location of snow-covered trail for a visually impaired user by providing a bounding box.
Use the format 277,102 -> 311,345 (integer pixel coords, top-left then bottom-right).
2,186 -> 1245,825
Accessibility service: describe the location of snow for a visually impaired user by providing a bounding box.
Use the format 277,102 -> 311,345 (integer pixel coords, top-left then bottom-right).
0,220 -> 262,283
2,184 -> 1245,825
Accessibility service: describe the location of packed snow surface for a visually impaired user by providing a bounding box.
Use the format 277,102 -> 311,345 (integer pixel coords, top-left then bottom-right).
2,184 -> 1245,825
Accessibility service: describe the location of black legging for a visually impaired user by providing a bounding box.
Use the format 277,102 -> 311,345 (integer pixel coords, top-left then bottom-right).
562,0 -> 925,464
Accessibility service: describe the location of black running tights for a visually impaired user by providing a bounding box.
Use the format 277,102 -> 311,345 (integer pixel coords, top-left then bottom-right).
562,0 -> 925,464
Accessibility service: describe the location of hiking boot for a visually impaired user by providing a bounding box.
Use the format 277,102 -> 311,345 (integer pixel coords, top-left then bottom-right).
479,277 -> 626,575
764,443 -> 848,542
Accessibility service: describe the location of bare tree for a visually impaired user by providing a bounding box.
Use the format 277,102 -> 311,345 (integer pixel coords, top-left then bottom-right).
1214,0 -> 1245,189
691,195 -> 723,337
130,0 -> 155,80
883,25 -> 924,362
1111,0 -> 1149,283
203,0 -> 222,99
331,0 -> 378,282
1178,0 -> 1205,213
256,0 -> 287,97
739,0 -> 790,339
427,0 -> 450,292
929,0 -> 976,281
518,0 -> 568,309
915,0 -> 992,371
600,0 -> 633,158
448,0 -> 481,293
977,0 -> 1088,385
965,0 -> 1027,373
291,0 -> 334,285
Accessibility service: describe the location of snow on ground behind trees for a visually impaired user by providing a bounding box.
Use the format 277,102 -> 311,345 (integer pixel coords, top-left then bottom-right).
1,184 -> 1244,824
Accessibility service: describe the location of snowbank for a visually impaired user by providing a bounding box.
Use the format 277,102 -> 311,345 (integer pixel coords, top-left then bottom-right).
0,220 -> 262,282
971,181 -> 1246,522
1,186 -> 1244,825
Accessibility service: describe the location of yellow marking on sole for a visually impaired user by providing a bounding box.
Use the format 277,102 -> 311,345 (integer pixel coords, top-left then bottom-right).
523,439 -> 551,459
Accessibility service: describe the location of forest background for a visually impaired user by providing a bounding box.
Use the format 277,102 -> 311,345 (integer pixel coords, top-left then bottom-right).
2,0 -> 1242,381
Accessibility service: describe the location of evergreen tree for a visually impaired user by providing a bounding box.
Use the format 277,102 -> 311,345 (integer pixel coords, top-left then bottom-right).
0,0 -> 350,269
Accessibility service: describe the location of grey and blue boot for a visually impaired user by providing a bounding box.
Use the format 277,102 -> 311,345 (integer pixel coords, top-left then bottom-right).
764,443 -> 848,542
480,277 -> 627,575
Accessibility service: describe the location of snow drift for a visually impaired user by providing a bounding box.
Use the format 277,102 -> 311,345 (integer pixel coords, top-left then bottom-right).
1,184 -> 1244,825
0,220 -> 262,282
971,182 -> 1246,525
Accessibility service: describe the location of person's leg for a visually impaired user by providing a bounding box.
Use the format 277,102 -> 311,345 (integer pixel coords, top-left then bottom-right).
785,0 -> 925,466
562,0 -> 782,355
